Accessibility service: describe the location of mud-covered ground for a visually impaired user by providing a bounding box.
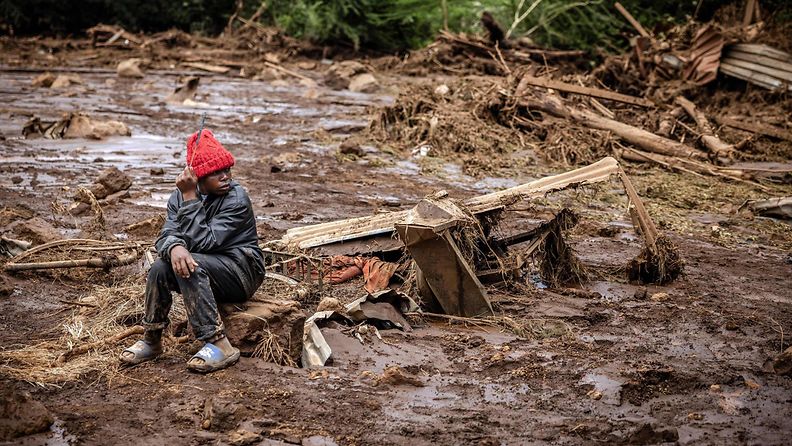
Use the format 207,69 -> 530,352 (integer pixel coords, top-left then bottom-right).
1,45 -> 791,445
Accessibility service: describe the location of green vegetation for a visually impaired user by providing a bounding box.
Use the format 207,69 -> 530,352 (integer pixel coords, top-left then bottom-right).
2,0 -> 790,53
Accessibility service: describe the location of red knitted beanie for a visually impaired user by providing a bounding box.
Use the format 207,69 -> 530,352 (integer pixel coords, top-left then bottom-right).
186,129 -> 235,178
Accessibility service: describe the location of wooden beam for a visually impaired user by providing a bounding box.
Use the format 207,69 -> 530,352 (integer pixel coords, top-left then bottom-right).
715,116 -> 792,141
517,74 -> 654,108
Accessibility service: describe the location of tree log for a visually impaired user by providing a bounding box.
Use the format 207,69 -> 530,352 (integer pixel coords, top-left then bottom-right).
517,91 -> 709,160
675,96 -> 736,159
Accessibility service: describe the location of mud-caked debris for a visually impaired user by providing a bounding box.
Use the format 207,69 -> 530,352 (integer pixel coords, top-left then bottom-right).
50,74 -> 83,89
0,388 -> 54,441
165,76 -> 200,104
316,296 -> 344,313
324,60 -> 368,90
31,72 -> 56,88
6,217 -> 61,245
123,215 -> 165,237
227,429 -> 262,446
202,397 -> 245,432
338,139 -> 364,156
625,423 -> 679,444
365,365 -> 425,387
348,73 -> 378,93
0,273 -> 13,297
117,58 -> 145,78
772,346 -> 792,375
221,299 -> 305,363
23,113 -> 130,140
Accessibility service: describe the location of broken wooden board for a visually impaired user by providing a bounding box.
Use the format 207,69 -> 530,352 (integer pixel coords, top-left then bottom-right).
396,225 -> 492,318
280,157 -> 624,251
720,44 -> 792,91
395,195 -> 493,318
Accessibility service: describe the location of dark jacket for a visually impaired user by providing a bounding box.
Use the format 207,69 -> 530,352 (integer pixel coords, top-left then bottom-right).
155,181 -> 265,295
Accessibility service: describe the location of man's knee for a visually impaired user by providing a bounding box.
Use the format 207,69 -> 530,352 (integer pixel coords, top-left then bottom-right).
147,259 -> 172,284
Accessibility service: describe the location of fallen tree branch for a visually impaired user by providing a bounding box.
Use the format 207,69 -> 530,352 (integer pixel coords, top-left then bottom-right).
675,96 -> 736,159
714,116 -> 792,141
515,89 -> 708,160
618,146 -> 769,191
519,74 -> 654,107
56,325 -> 144,364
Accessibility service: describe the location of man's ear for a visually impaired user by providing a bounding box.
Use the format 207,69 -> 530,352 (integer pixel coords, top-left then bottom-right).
197,177 -> 206,194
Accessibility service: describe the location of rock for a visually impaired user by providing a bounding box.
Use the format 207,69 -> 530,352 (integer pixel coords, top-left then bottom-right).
228,429 -> 262,446
348,73 -> 378,93
50,74 -> 82,88
338,140 -> 364,156
649,292 -> 669,302
323,61 -> 367,90
96,167 -> 133,195
626,423 -> 678,444
7,217 -> 61,245
165,76 -> 199,104
316,297 -> 344,313
633,288 -> 648,300
11,176 -> 23,185
772,346 -> 792,375
31,73 -> 56,88
269,152 -> 302,173
0,388 -> 54,441
150,167 -> 165,175
434,84 -> 450,96
376,365 -> 424,387
123,215 -> 165,237
202,397 -> 244,432
117,58 -> 145,78
222,299 -> 306,362
297,61 -> 317,70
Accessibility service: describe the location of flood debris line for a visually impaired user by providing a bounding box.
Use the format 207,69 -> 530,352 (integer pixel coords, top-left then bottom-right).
22,112 -> 130,140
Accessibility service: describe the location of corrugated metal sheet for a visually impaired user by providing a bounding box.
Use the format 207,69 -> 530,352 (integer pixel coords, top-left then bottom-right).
721,43 -> 792,91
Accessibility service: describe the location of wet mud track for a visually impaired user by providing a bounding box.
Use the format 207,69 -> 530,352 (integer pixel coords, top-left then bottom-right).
1,69 -> 791,445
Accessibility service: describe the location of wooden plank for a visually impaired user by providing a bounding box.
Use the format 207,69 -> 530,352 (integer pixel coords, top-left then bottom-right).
720,62 -> 790,91
729,44 -> 792,63
715,116 -> 792,141
721,57 -> 792,83
726,50 -> 792,74
743,0 -> 757,26
517,74 -> 654,108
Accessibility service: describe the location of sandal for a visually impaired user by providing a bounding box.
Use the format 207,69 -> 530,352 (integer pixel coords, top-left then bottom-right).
120,340 -> 162,366
187,342 -> 240,374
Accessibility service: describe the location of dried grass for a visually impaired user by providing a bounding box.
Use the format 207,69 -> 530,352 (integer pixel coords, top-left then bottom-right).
537,209 -> 589,287
628,235 -> 684,285
0,278 -> 186,386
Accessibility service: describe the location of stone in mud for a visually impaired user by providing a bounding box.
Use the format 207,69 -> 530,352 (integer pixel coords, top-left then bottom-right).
0,388 -> 54,441
323,61 -> 367,90
123,215 -> 165,237
316,297 -> 344,313
6,217 -> 61,245
376,365 -> 424,387
222,299 -> 306,361
348,73 -> 378,93
96,167 -> 133,196
0,274 -> 14,297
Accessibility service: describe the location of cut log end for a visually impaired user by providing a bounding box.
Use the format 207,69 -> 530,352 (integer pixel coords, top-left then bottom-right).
627,235 -> 684,285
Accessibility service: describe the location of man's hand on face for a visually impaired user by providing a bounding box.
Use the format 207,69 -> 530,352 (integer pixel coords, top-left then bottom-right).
170,245 -> 198,279
176,167 -> 198,201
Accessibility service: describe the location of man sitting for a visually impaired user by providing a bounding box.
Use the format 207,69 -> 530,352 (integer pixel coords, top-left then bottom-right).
121,129 -> 265,373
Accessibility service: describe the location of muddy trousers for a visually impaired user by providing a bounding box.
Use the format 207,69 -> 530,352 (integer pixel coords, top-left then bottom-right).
142,254 -> 250,342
